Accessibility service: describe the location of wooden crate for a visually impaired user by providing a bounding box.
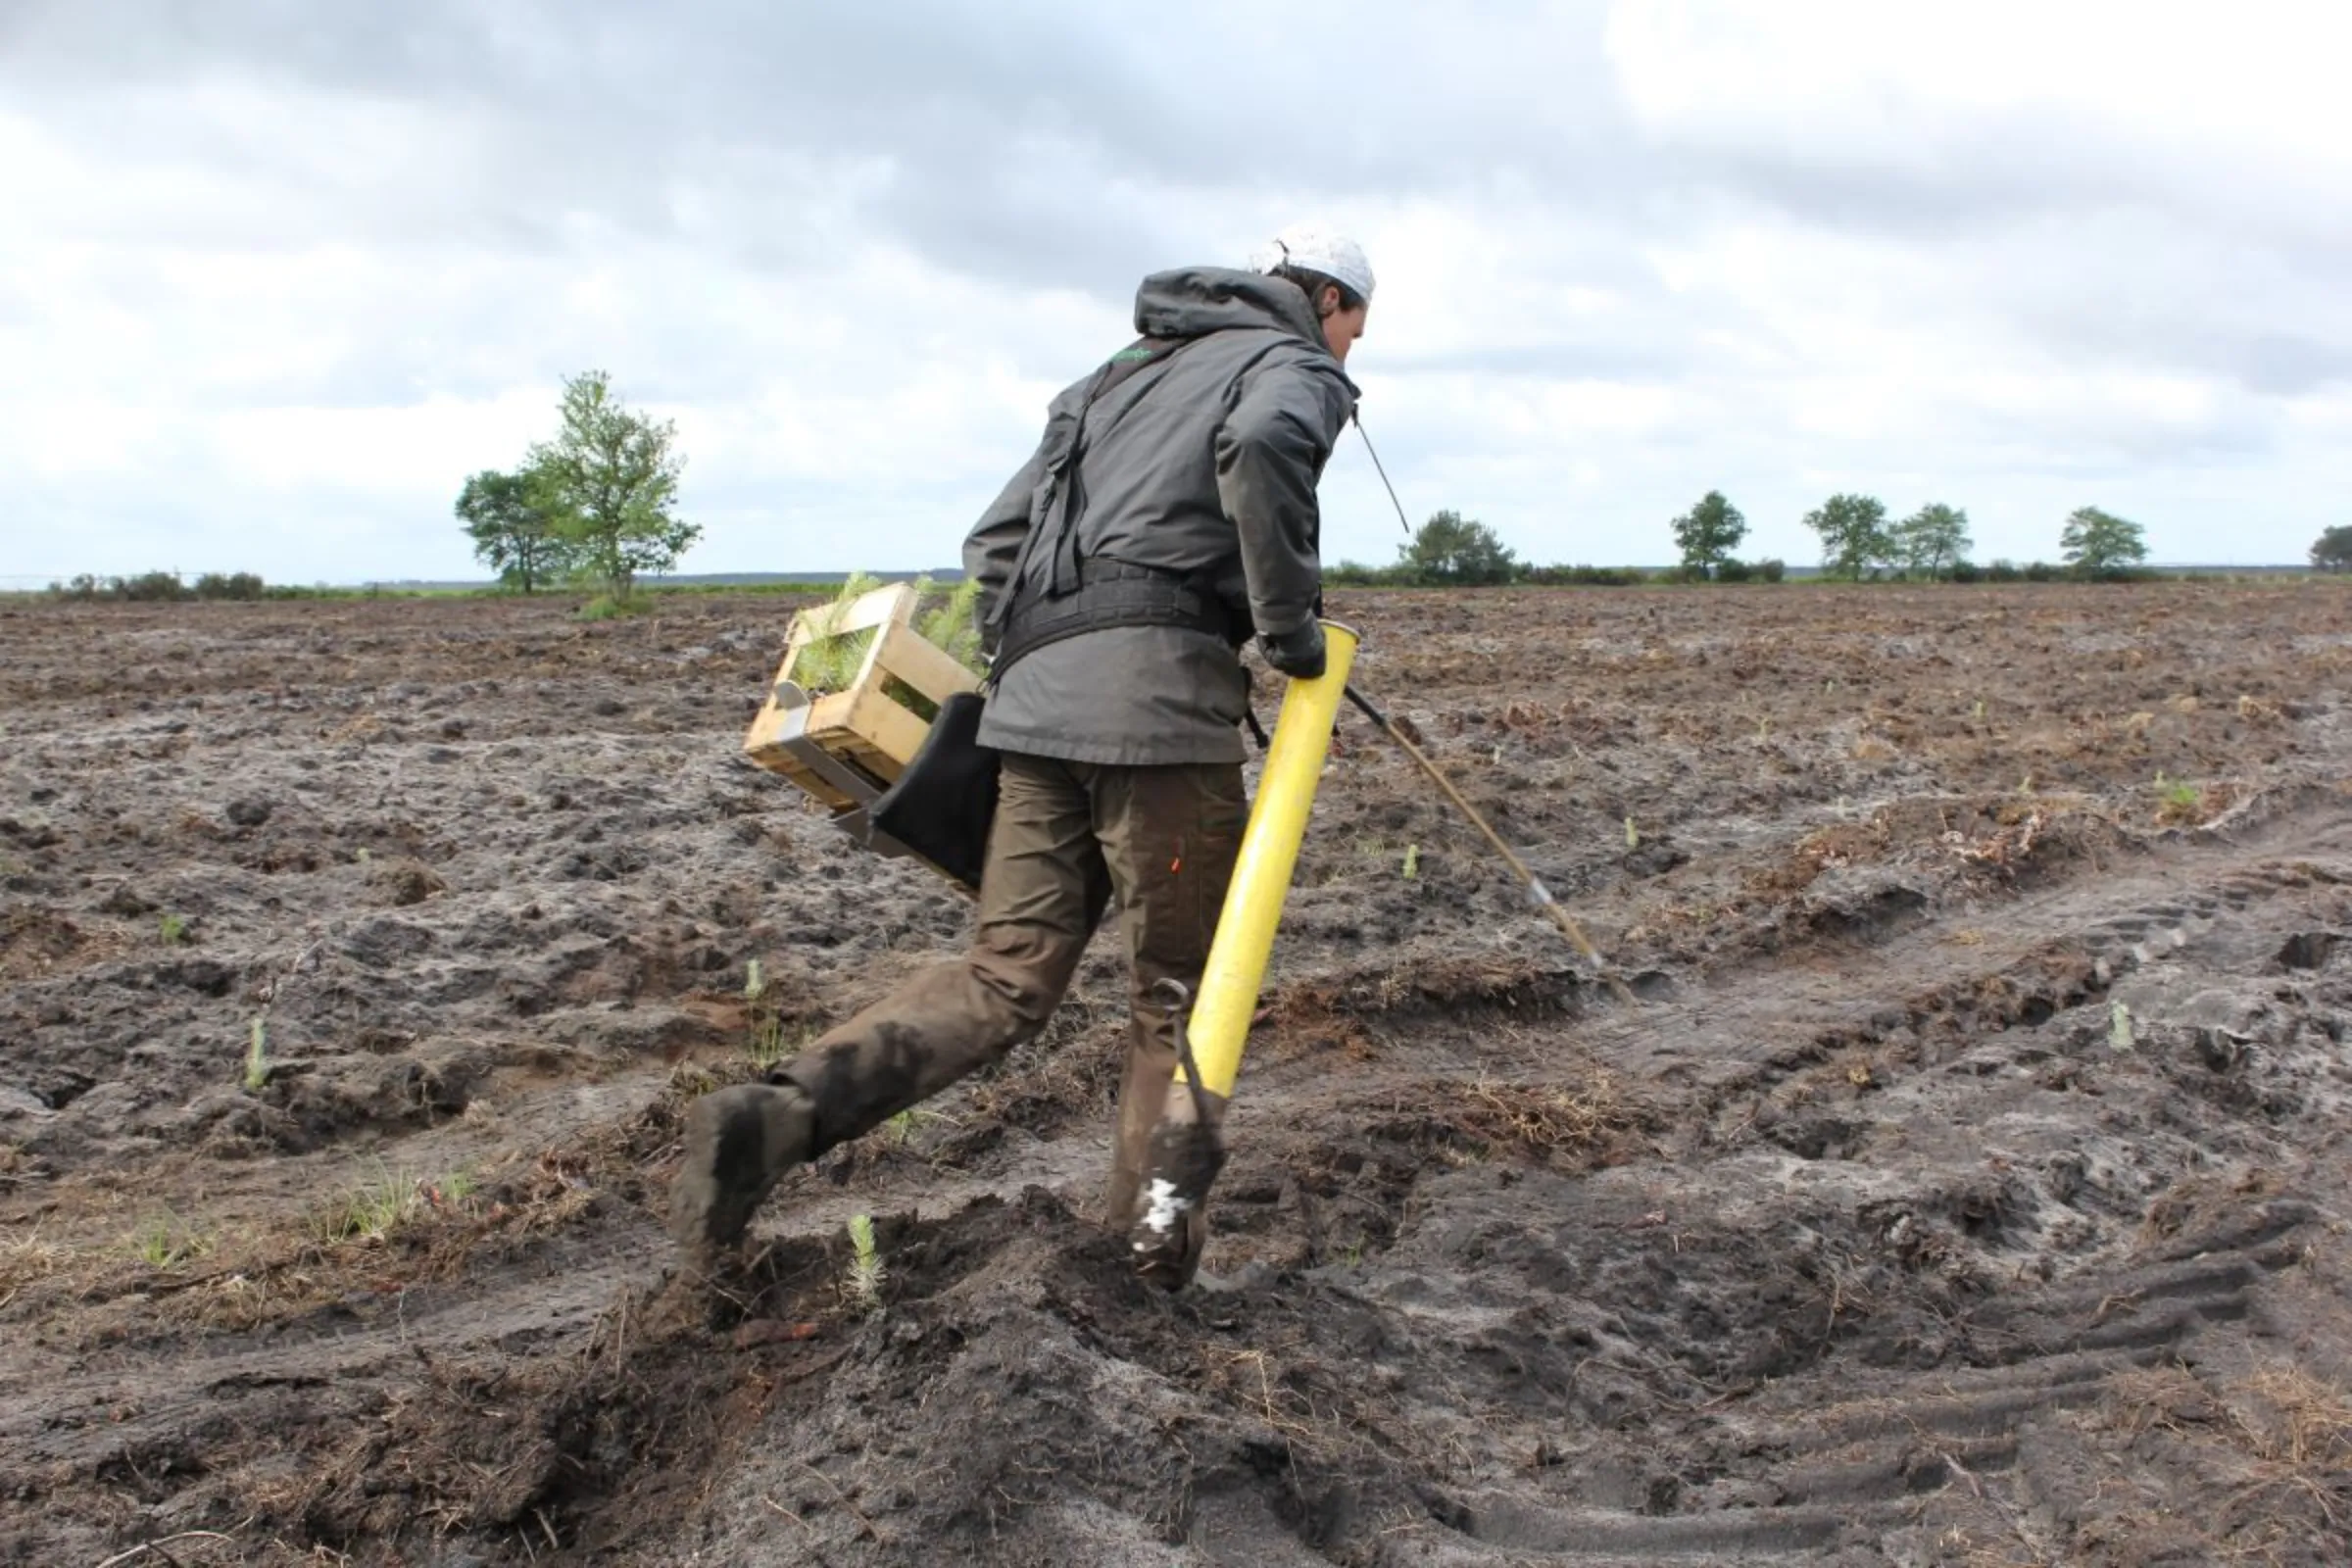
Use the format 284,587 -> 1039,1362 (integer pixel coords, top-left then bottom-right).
743,581 -> 981,811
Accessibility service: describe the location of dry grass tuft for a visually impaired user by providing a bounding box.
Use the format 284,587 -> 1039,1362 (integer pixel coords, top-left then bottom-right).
2230,1366 -> 2352,1470
1200,1343 -> 1378,1458
2106,1364 -> 2222,1438
2091,1361 -> 2352,1557
1742,819 -> 1888,900
0,1223 -> 74,1303
2236,693 -> 2284,724
1453,1075 -> 1642,1159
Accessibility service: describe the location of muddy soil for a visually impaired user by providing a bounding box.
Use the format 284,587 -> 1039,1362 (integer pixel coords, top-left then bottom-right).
5,581 -> 2352,1566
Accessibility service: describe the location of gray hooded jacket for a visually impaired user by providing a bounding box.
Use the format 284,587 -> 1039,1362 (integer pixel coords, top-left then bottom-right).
963,267 -> 1358,765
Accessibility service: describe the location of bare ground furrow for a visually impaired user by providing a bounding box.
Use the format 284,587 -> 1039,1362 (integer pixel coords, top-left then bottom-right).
10,585 -> 2352,1566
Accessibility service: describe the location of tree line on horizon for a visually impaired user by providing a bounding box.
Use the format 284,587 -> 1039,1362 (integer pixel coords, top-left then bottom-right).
37,497 -> 2349,605
31,377 -> 2352,603
1331,494 -> 2350,588
1674,492 -> 2158,583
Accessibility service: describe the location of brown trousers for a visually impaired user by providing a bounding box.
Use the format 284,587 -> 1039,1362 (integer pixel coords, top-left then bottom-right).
777,753 -> 1247,1230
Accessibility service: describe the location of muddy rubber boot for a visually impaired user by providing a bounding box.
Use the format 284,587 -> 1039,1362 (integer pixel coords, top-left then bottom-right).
1127,1092 -> 1223,1292
670,1078 -> 816,1273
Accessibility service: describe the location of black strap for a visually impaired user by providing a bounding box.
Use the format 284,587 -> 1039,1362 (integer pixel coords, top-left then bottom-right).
989,559 -> 1237,683
988,335 -> 1200,638
1051,337 -> 1200,596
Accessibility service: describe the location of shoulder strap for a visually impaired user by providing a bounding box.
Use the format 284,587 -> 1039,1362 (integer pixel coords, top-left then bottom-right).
983,333 -> 1209,646
1045,335 -> 1196,597
985,340 -> 1164,639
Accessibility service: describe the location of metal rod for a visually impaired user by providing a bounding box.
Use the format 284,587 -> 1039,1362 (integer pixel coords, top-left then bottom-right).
1352,414 -> 1414,536
1345,684 -> 1638,1007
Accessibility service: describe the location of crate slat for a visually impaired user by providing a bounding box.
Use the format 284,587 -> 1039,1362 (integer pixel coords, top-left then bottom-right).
741,581 -> 982,820
872,618 -> 978,709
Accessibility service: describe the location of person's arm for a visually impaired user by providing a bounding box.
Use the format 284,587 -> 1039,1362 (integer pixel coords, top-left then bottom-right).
1213,353 -> 1354,671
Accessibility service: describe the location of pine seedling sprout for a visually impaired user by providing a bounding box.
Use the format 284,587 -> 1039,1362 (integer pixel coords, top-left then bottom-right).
845,1213 -> 885,1314
244,1016 -> 270,1093
916,575 -> 986,675
788,572 -> 886,693
745,958 -> 785,1071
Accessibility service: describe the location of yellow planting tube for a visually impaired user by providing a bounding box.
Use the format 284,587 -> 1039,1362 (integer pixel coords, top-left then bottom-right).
1178,619 -> 1358,1098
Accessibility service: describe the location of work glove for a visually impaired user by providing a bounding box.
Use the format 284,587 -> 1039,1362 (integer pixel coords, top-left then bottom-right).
1257,620 -> 1327,681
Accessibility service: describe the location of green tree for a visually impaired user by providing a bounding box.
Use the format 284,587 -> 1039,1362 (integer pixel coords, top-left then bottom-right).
526,370 -> 698,599
1803,493 -> 1893,581
2059,506 -> 2149,578
456,467 -> 572,592
2310,524 -> 2352,573
1397,510 -> 1517,585
1669,490 -> 1747,580
1894,503 -> 1973,580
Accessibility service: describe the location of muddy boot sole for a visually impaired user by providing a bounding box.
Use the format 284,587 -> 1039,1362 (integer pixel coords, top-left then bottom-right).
670,1081 -> 816,1274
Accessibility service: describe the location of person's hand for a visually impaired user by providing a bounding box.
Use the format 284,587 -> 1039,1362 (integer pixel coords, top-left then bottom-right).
1258,621 -> 1327,680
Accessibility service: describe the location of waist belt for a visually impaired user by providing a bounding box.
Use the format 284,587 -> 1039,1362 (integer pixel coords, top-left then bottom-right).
990,560 -> 1239,682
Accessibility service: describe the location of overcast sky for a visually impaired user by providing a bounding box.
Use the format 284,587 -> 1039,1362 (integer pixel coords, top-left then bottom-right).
5,0 -> 2348,585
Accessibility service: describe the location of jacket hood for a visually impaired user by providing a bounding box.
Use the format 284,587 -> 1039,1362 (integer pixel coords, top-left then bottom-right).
1131,267 -> 1332,353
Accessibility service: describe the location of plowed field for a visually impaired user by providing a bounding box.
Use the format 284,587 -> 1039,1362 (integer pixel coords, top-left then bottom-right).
6,582 -> 2351,1566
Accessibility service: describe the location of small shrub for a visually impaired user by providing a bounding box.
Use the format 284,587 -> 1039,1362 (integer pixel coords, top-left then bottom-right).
120,570 -> 190,602
1985,560 -> 2022,583
1519,564 -> 1648,587
2154,773 -> 2204,825
576,593 -> 650,622
39,571 -> 276,603
1715,558 -> 1755,583
193,571 -> 267,601
159,912 -> 190,945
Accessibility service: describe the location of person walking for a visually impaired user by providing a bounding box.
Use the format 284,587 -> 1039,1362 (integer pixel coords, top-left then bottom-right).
672,224 -> 1375,1290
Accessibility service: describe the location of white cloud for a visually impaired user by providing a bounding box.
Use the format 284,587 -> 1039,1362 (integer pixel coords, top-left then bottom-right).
1,1 -> 2347,584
